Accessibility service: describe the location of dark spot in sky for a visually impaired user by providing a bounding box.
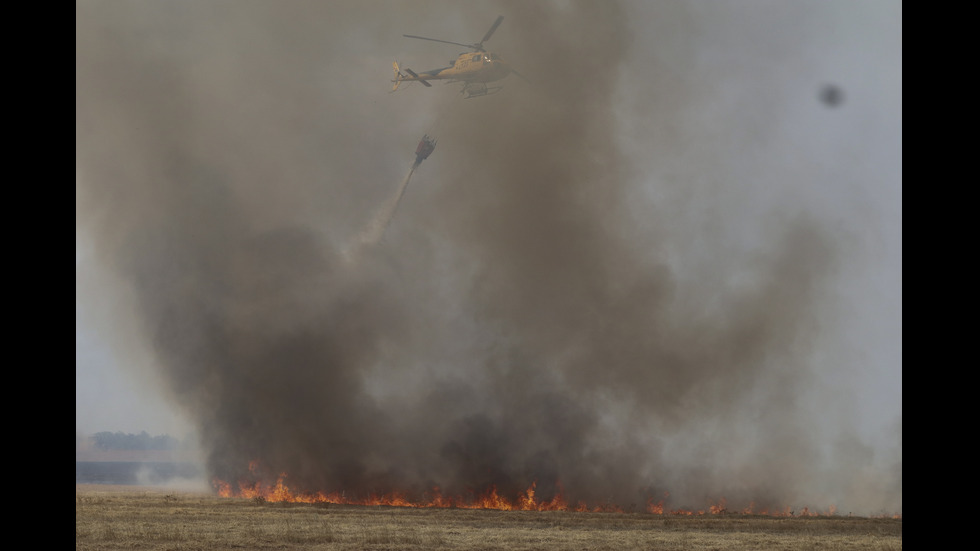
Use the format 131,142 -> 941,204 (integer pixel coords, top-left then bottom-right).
820,84 -> 844,107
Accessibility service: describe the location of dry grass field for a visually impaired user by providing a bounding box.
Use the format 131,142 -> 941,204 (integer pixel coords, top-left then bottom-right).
76,485 -> 901,550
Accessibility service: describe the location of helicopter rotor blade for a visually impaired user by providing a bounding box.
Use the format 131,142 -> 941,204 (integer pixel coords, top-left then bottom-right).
404,16 -> 505,53
511,68 -> 531,84
403,34 -> 479,50
478,15 -> 504,48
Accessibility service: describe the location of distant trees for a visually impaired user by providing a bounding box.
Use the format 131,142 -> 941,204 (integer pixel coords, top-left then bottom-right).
90,431 -> 182,451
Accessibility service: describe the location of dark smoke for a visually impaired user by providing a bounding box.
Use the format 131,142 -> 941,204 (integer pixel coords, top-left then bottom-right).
77,0 -> 901,514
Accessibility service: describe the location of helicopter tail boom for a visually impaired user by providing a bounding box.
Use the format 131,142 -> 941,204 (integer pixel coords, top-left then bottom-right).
391,61 -> 431,92
404,68 -> 432,87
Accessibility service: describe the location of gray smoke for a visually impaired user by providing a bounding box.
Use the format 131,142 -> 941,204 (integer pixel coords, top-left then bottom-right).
347,163 -> 417,261
76,0 -> 901,514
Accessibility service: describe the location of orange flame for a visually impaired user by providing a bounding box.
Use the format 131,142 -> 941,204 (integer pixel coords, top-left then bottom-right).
210,462 -> 883,517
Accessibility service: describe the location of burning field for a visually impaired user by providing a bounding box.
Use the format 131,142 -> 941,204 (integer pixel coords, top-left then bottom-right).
211,467 -> 851,517
76,0 -> 902,520
75,487 -> 903,551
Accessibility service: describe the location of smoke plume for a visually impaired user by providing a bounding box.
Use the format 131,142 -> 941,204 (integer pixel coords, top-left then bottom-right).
347,163 -> 418,260
77,0 -> 901,514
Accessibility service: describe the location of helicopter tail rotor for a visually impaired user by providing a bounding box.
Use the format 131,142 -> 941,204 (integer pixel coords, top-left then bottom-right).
391,61 -> 405,92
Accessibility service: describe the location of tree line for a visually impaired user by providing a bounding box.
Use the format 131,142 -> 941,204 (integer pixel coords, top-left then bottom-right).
90,431 -> 184,451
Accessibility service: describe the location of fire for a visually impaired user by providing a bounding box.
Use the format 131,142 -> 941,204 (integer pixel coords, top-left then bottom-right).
708,498 -> 727,514
214,472 -> 592,511
211,463 -> 866,517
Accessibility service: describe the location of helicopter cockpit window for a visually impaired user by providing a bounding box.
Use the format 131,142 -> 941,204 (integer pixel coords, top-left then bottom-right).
472,54 -> 481,62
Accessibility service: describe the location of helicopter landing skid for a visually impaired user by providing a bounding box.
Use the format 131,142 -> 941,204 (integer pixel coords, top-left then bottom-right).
462,83 -> 503,99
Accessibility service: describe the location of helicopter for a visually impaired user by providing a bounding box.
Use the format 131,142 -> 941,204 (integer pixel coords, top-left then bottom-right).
391,15 -> 522,98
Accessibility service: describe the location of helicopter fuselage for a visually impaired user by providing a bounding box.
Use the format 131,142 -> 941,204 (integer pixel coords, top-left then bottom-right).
417,52 -> 512,84
449,52 -> 511,82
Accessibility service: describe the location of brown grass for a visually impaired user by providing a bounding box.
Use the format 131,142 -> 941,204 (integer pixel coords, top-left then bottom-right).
76,485 -> 901,550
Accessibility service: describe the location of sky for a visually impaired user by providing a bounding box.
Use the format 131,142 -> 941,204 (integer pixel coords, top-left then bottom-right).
76,0 -> 900,513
